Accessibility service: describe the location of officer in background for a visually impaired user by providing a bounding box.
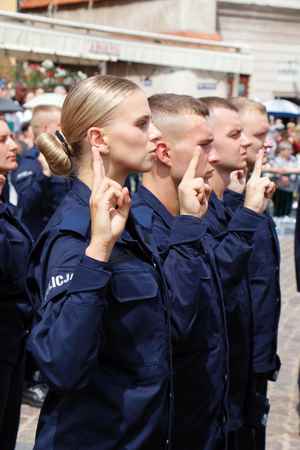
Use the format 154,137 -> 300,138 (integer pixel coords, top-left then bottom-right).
224,97 -> 281,450
12,105 -> 72,241
11,105 -> 71,408
0,119 -> 33,450
200,96 -> 275,449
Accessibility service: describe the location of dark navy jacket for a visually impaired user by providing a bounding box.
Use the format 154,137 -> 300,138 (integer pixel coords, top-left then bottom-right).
11,145 -> 72,241
26,179 -> 174,450
202,190 -> 268,431
224,189 -> 281,377
132,186 -> 229,450
0,190 -> 33,364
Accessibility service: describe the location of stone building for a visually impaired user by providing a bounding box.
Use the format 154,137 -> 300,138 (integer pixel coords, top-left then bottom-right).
217,0 -> 300,102
0,0 -> 299,101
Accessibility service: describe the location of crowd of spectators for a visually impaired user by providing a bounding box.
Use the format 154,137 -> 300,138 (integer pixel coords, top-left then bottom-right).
263,118 -> 300,216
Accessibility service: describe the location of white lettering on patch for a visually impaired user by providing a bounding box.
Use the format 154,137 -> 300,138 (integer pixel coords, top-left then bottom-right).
17,170 -> 33,180
45,273 -> 74,301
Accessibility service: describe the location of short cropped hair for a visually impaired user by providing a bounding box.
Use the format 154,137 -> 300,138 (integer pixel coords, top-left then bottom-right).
31,105 -> 61,137
228,97 -> 267,116
148,94 -> 209,118
200,96 -> 238,113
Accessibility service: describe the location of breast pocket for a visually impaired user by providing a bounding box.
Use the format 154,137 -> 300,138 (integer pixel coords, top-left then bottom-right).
9,237 -> 26,285
102,270 -> 160,367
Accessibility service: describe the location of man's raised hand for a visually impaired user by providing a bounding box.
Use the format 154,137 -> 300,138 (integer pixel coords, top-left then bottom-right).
178,146 -> 211,219
244,149 -> 276,214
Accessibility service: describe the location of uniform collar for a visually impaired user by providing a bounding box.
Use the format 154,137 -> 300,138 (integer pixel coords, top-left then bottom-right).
71,178 -> 91,207
209,190 -> 231,221
135,185 -> 175,230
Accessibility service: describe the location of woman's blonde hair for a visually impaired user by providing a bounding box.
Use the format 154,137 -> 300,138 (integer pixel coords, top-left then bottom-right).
37,75 -> 140,176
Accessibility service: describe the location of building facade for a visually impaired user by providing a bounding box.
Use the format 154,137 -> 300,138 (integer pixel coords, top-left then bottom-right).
217,0 -> 300,102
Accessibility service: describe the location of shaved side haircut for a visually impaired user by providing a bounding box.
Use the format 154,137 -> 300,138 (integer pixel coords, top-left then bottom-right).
200,96 -> 239,113
148,94 -> 209,142
228,97 -> 267,116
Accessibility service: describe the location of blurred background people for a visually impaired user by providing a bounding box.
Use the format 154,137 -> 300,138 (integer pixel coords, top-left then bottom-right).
12,105 -> 72,241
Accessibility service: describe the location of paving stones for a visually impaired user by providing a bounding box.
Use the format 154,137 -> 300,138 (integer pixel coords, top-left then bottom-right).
267,236 -> 300,449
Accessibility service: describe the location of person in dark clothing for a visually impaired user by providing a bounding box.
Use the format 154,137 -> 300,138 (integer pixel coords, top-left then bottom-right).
12,105 -> 71,241
200,96 -> 276,449
25,75 -> 208,449
224,97 -> 281,450
0,118 -> 33,450
132,94 -> 229,450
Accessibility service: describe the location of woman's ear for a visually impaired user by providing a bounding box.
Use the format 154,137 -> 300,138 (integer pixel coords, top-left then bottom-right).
87,127 -> 109,155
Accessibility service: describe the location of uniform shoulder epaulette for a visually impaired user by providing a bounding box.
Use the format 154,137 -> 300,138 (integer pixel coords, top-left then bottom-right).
59,205 -> 90,237
25,149 -> 39,159
132,205 -> 154,230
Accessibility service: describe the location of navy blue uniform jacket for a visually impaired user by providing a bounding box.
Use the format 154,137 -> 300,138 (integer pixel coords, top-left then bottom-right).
224,189 -> 281,377
0,193 -> 33,364
132,186 -> 229,450
202,190 -> 268,431
12,146 -> 72,240
26,179 -> 177,449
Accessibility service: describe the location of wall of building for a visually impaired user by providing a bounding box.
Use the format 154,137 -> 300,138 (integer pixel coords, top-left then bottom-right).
108,61 -> 228,98
218,0 -> 300,10
217,3 -> 300,101
0,0 -> 17,11
48,0 -> 216,34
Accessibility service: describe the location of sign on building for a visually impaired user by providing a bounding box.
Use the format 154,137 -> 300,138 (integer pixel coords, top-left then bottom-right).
276,62 -> 299,83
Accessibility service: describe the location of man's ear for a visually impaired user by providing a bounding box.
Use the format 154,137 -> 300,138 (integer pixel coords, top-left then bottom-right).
87,127 -> 109,155
41,123 -> 48,134
156,141 -> 172,167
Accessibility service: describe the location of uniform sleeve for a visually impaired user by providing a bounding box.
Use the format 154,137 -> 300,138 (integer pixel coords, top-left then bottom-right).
205,207 -> 267,300
13,158 -> 51,214
0,220 -> 12,281
29,234 -> 112,393
152,215 -> 210,343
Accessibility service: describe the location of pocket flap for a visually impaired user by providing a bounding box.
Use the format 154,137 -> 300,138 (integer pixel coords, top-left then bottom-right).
110,270 -> 158,303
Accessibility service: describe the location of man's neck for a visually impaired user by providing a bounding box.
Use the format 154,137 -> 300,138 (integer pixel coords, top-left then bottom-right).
142,173 -> 180,216
209,168 -> 231,200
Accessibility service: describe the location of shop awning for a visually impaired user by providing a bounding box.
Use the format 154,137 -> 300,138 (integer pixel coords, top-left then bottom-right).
0,10 -> 253,74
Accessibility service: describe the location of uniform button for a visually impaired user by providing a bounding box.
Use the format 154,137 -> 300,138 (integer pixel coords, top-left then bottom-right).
225,373 -> 228,382
153,262 -> 157,268
223,415 -> 226,425
170,392 -> 172,399
277,297 -> 280,303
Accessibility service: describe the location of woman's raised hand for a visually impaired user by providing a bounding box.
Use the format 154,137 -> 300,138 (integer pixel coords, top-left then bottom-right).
85,147 -> 131,262
178,146 -> 211,219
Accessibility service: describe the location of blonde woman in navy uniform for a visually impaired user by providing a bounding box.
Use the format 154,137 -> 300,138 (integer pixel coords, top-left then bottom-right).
26,75 -> 211,449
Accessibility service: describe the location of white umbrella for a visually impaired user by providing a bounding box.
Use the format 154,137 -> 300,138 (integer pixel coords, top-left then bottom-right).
263,99 -> 300,117
23,93 -> 67,109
